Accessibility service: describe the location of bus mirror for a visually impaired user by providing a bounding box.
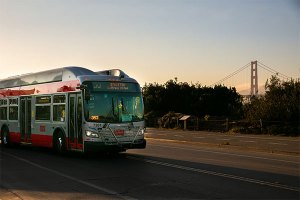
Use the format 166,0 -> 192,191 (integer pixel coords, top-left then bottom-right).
77,84 -> 90,101
84,89 -> 91,101
77,84 -> 87,90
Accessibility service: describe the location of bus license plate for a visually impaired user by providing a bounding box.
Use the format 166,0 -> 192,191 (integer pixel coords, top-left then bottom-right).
114,129 -> 125,136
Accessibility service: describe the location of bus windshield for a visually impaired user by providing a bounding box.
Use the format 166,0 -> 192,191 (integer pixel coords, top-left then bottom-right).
83,82 -> 144,123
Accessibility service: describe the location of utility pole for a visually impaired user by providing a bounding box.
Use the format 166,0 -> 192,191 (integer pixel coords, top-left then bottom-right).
250,60 -> 258,96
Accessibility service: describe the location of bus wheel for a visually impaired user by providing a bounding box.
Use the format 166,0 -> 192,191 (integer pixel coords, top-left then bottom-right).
1,128 -> 10,147
54,131 -> 66,154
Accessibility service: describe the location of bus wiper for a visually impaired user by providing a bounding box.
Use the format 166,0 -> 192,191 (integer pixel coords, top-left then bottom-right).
112,97 -> 115,116
121,98 -> 125,112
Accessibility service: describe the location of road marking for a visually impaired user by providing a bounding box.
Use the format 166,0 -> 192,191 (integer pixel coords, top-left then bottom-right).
3,152 -> 136,200
174,135 -> 184,137
232,135 -> 300,142
128,156 -> 300,192
195,137 -> 205,139
156,134 -> 167,136
269,142 -> 288,146
240,140 -> 255,143
216,138 -> 231,141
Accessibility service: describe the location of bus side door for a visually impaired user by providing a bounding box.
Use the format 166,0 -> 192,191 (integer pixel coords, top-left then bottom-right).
20,96 -> 31,142
68,93 -> 83,150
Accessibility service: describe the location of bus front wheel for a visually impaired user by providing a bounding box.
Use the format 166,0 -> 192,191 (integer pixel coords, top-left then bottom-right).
53,131 -> 66,154
1,127 -> 10,147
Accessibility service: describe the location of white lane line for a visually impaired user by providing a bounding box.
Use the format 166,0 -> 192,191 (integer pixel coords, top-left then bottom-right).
156,134 -> 167,136
240,140 -> 255,143
128,156 -> 300,192
269,142 -> 288,146
230,135 -> 300,142
174,135 -> 184,137
195,137 -> 205,139
3,152 -> 136,200
150,144 -> 299,164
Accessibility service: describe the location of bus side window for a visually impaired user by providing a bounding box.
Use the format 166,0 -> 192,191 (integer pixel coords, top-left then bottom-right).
0,99 -> 8,120
8,98 -> 18,120
53,105 -> 65,122
35,96 -> 51,121
53,95 -> 66,122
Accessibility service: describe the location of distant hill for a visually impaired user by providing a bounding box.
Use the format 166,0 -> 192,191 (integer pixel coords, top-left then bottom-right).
238,84 -> 266,96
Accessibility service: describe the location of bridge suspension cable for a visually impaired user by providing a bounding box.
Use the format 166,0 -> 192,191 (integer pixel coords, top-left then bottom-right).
211,61 -> 292,87
257,61 -> 291,80
210,62 -> 251,87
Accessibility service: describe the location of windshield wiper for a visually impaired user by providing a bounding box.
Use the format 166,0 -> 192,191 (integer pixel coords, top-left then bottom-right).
112,97 -> 115,116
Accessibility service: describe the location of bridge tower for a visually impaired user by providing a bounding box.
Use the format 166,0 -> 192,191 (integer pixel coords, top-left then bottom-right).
250,60 -> 258,96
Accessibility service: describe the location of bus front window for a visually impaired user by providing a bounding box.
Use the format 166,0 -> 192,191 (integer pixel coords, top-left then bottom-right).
83,83 -> 144,123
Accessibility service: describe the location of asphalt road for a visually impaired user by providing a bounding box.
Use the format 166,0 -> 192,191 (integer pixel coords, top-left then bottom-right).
0,131 -> 299,199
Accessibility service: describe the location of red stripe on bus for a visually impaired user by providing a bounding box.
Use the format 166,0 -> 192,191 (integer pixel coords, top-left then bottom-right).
7,132 -> 83,150
9,132 -> 21,143
69,138 -> 83,150
0,80 -> 80,97
7,132 -> 53,147
31,134 -> 53,148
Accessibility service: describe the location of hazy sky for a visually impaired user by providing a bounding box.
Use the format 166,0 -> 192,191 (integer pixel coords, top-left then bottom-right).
0,0 -> 299,90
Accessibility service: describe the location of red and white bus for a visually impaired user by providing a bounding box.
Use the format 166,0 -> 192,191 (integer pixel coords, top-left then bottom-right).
0,67 -> 146,153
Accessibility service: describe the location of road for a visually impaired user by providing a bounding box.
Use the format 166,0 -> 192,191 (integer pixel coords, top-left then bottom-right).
0,130 -> 299,199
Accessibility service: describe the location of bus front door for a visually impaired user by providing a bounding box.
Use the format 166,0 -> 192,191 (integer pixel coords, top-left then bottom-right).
68,93 -> 83,150
20,97 -> 32,142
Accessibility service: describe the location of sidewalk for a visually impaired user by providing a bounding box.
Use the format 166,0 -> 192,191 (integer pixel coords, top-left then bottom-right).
145,128 -> 300,155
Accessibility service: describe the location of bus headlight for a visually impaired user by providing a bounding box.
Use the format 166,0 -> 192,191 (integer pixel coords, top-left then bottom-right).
137,128 -> 145,136
85,130 -> 99,138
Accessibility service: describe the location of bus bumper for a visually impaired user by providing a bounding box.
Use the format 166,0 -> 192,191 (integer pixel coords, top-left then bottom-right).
84,139 -> 146,152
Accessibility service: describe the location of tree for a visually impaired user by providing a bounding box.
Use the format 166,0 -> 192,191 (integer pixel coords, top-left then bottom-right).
243,76 -> 300,135
143,79 -> 243,119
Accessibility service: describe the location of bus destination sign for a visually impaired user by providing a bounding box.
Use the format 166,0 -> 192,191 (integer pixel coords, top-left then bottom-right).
90,82 -> 140,92
108,82 -> 128,90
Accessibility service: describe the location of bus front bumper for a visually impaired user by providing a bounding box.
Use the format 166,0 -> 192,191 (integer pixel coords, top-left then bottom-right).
84,139 -> 146,152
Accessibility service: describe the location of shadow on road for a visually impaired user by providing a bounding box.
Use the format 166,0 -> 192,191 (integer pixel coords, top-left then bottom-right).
1,145 -> 299,199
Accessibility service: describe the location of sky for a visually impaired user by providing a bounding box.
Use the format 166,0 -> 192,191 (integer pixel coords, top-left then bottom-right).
0,0 -> 299,92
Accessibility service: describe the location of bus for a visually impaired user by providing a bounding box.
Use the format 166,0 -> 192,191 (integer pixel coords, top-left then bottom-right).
0,67 -> 146,153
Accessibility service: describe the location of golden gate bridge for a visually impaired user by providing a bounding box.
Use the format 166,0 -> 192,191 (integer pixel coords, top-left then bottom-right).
210,61 -> 292,97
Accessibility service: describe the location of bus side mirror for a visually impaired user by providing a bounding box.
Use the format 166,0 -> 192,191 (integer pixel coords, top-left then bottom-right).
84,89 -> 90,101
77,84 -> 90,101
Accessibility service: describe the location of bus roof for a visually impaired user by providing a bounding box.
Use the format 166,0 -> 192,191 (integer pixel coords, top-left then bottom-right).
0,67 -> 131,89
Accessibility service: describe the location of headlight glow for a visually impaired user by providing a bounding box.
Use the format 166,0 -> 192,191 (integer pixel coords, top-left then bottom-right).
137,128 -> 144,136
85,130 -> 99,138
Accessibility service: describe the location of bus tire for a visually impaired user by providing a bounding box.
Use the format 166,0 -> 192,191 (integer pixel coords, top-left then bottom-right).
53,130 -> 66,154
1,127 -> 10,147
